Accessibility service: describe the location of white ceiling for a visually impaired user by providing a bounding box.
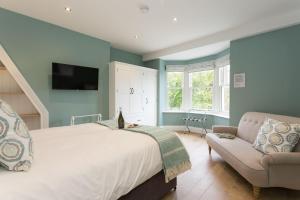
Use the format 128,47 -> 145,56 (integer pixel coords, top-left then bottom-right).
0,0 -> 300,60
160,41 -> 230,60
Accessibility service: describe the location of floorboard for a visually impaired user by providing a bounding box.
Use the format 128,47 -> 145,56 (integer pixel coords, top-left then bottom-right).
162,133 -> 300,200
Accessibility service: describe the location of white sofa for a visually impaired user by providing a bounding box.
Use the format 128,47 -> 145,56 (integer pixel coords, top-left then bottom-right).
206,112 -> 300,198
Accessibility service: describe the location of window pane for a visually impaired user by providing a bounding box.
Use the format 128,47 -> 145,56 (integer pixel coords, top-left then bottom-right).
222,86 -> 230,112
192,87 -> 213,110
192,70 -> 214,88
167,72 -> 183,88
191,70 -> 214,110
167,88 -> 182,109
167,72 -> 183,109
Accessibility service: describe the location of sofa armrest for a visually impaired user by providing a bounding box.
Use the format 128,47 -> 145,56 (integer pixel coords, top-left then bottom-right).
261,152 -> 300,190
261,152 -> 300,167
212,125 -> 238,135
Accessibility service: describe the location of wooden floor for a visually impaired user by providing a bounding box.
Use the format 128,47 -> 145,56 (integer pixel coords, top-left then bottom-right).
162,132 -> 300,200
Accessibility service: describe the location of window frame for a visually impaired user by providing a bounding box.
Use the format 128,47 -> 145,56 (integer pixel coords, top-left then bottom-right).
166,71 -> 185,110
221,85 -> 230,113
165,57 -> 230,115
189,69 -> 215,111
218,65 -> 230,113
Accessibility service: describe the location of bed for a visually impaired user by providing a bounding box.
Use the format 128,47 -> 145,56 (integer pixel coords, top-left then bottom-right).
0,123 -> 177,200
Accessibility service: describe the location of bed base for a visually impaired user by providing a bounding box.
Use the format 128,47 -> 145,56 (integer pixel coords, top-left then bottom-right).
119,170 -> 177,200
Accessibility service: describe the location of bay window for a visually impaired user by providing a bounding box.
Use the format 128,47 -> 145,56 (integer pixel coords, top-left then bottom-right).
165,55 -> 230,115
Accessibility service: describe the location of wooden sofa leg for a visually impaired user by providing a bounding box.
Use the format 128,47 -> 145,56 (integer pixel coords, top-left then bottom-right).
208,146 -> 212,155
253,186 -> 261,199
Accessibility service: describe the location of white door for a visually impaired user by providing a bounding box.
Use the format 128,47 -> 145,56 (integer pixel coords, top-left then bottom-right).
115,65 -> 144,122
115,66 -> 132,118
113,62 -> 157,125
130,69 -> 144,116
143,70 -> 157,126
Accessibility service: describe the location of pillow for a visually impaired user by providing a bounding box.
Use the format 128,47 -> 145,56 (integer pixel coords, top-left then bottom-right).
0,99 -> 33,171
253,118 -> 300,154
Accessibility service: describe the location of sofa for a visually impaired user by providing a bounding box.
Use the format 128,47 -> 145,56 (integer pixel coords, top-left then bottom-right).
206,112 -> 300,198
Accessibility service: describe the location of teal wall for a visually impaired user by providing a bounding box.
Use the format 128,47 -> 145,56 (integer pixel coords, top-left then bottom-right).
0,8 -> 142,127
162,112 -> 229,129
215,48 -> 230,59
213,116 -> 230,126
5,6 -> 299,129
187,54 -> 217,65
230,24 -> 300,125
162,112 -> 214,129
164,60 -> 187,65
110,47 -> 143,66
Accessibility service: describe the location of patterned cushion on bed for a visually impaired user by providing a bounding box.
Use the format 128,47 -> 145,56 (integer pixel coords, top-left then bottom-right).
253,118 -> 300,154
0,99 -> 33,171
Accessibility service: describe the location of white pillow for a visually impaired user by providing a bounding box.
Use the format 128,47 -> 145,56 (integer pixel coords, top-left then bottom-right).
253,118 -> 300,154
0,99 -> 33,171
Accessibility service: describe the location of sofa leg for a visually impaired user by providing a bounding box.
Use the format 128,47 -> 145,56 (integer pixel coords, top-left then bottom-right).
208,146 -> 212,155
253,186 -> 261,199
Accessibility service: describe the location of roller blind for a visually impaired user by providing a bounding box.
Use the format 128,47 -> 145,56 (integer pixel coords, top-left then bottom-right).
166,65 -> 185,72
166,54 -> 229,73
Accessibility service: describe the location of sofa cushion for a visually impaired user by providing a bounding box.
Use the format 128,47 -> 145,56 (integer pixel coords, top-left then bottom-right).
253,118 -> 300,154
206,133 -> 268,187
237,112 -> 300,152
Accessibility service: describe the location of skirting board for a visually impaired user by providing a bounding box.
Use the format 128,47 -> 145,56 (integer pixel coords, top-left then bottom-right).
161,126 -> 212,135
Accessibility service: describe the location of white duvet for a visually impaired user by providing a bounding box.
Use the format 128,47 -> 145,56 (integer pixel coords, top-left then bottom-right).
0,123 -> 162,200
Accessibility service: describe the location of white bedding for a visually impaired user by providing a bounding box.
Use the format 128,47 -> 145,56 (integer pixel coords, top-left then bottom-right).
0,123 -> 162,200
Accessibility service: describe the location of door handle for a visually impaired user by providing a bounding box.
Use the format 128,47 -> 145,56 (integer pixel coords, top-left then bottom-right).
132,88 -> 134,94
129,88 -> 132,94
146,97 -> 149,104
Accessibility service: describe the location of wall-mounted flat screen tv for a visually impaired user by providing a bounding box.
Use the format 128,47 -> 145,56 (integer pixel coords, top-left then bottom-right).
52,63 -> 99,90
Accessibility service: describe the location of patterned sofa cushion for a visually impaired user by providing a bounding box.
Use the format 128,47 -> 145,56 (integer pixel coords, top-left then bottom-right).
0,99 -> 33,171
253,118 -> 300,154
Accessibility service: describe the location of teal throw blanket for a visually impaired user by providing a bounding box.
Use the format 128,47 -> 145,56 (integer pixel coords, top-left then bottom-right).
98,120 -> 192,182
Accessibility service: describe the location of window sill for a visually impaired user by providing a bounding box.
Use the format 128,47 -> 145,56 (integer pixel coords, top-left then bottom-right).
162,110 -> 230,119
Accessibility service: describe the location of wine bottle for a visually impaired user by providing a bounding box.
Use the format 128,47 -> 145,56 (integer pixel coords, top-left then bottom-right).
118,107 -> 125,129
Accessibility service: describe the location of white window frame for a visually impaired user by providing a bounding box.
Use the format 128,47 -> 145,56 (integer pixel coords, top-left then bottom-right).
218,65 -> 230,113
188,69 -> 216,111
165,66 -> 185,110
165,55 -> 230,115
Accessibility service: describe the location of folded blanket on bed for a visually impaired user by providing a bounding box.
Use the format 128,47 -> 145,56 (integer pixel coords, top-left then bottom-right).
98,120 -> 192,182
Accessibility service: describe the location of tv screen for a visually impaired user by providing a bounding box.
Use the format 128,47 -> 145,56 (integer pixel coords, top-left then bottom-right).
52,63 -> 99,90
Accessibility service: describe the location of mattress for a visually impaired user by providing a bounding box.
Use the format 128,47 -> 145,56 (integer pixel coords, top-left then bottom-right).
0,123 -> 162,200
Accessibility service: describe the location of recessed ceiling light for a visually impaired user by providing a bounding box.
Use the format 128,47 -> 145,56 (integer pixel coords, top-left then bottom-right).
139,5 -> 150,14
134,35 -> 139,39
65,7 -> 72,13
173,17 -> 178,23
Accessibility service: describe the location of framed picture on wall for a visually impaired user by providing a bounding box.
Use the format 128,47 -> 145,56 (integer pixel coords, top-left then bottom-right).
234,73 -> 245,88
